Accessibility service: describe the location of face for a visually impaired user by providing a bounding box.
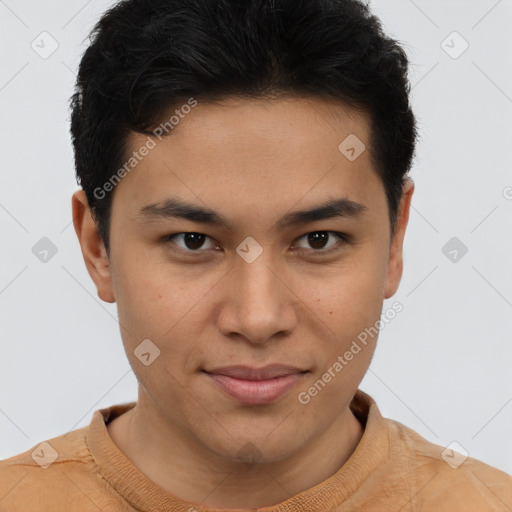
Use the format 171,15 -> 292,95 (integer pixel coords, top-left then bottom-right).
74,96 -> 413,465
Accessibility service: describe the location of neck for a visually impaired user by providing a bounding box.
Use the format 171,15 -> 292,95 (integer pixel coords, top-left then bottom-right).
107,394 -> 364,509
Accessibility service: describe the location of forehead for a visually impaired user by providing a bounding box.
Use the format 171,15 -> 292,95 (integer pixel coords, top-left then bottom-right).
153,96 -> 371,155
110,96 -> 383,226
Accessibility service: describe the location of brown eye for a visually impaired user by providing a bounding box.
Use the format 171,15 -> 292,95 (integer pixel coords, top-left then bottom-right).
181,233 -> 206,250
294,231 -> 349,252
307,232 -> 330,250
163,232 -> 218,252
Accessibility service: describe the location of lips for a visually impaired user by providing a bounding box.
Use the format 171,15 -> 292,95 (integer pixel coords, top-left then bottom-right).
203,364 -> 308,405
205,364 -> 306,380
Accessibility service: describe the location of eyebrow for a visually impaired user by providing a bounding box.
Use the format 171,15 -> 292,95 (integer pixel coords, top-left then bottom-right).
138,196 -> 368,231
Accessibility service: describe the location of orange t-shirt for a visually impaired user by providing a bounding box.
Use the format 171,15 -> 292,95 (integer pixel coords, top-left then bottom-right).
1,389 -> 511,511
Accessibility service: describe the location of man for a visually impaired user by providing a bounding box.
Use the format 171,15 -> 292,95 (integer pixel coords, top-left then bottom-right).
1,0 -> 510,510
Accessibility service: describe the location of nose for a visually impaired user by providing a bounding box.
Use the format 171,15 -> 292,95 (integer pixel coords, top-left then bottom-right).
217,253 -> 298,345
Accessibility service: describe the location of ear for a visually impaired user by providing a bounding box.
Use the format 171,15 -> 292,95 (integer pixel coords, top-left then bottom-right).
71,189 -> 116,303
384,178 -> 415,299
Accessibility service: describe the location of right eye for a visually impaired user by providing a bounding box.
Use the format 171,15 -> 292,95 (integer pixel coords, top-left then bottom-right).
161,232 -> 221,253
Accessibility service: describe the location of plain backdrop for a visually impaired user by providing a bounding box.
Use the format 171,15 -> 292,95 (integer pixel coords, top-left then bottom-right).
1,0 -> 511,475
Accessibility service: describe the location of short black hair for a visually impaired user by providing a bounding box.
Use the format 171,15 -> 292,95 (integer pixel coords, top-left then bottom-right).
70,0 -> 417,256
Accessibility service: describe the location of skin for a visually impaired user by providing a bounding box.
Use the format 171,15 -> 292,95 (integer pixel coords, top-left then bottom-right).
72,96 -> 414,508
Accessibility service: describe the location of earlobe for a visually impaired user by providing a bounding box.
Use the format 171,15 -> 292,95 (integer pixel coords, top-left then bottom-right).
71,190 -> 116,303
384,178 -> 415,299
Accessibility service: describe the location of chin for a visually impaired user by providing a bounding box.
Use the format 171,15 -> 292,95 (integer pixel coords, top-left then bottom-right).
196,425 -> 305,466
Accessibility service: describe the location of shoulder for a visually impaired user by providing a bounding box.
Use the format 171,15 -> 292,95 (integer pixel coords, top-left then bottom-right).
0,426 -> 112,511
385,417 -> 512,511
0,425 -> 87,472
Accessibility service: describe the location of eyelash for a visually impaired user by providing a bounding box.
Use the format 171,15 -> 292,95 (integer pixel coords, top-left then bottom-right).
160,231 -> 351,256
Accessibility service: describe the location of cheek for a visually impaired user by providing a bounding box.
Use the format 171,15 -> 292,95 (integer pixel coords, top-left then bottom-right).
302,251 -> 387,326
293,266 -> 384,414
294,251 -> 388,381
111,250 -> 220,361
113,249 -> 174,328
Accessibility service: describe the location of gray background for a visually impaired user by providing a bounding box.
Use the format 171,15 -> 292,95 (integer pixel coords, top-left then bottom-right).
1,0 -> 511,475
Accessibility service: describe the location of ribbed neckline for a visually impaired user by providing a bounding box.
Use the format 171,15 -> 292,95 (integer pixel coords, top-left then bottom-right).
86,389 -> 390,511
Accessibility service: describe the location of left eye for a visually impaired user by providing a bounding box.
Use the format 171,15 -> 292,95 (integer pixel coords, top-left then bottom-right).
293,231 -> 348,252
